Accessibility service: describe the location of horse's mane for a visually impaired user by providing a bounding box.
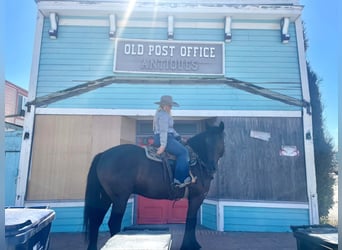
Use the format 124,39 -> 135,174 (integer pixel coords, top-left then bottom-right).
187,132 -> 207,160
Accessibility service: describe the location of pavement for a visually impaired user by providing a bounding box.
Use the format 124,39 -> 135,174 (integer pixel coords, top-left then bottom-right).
48,224 -> 298,250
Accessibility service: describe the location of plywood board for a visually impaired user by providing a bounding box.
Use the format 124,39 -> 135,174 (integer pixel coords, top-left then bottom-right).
27,115 -> 136,200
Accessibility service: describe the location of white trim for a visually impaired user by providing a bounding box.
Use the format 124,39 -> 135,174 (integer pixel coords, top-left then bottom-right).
37,0 -> 300,4
295,18 -> 319,224
25,201 -> 85,208
37,2 -> 302,22
35,108 -> 302,118
59,18 -> 280,30
204,199 -> 309,209
200,203 -> 203,225
203,199 -> 218,206
217,202 -> 224,231
24,197 -> 134,208
16,12 -> 44,207
296,19 -> 310,102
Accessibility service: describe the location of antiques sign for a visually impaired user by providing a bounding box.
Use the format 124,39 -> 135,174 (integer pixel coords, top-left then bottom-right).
114,39 -> 224,75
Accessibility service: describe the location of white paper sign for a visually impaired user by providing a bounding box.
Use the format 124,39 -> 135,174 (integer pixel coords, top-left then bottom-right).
250,130 -> 271,142
279,145 -> 299,156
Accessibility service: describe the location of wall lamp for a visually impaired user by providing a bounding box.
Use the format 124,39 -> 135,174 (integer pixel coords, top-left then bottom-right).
168,16 -> 174,40
48,12 -> 58,39
224,16 -> 232,42
306,130 -> 312,140
109,14 -> 116,40
281,17 -> 290,43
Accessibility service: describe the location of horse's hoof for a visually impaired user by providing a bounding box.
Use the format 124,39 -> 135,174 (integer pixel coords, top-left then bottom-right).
180,242 -> 201,250
87,245 -> 97,250
180,247 -> 201,250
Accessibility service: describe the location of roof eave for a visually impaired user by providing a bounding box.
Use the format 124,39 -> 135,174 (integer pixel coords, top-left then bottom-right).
37,1 -> 303,21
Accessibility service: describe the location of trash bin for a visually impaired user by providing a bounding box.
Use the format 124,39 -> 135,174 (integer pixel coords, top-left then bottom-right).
291,224 -> 338,250
5,207 -> 56,250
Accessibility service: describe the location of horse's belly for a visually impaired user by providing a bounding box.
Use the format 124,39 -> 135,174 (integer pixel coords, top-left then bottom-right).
133,185 -> 170,199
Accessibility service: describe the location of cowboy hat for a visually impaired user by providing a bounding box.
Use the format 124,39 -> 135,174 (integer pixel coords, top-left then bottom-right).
155,95 -> 179,107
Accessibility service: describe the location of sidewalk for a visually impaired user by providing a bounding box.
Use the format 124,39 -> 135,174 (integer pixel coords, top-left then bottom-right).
49,224 -> 298,250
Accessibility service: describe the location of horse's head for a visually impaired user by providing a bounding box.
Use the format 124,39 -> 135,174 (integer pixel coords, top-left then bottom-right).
188,121 -> 225,174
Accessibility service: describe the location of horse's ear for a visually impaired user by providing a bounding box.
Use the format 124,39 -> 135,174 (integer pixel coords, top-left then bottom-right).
219,121 -> 224,132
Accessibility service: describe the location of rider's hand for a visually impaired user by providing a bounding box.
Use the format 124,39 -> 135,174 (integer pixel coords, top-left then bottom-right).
157,146 -> 166,155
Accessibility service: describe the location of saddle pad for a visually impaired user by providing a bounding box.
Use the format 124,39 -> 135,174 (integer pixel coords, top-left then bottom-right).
144,145 -> 197,166
144,145 -> 162,162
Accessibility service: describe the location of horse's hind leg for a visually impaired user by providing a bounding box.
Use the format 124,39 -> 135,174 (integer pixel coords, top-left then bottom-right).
108,195 -> 129,236
87,203 -> 111,250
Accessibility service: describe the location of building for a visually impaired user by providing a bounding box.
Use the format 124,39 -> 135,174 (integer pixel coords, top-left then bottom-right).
5,81 -> 28,130
4,81 -> 27,205
16,0 -> 318,233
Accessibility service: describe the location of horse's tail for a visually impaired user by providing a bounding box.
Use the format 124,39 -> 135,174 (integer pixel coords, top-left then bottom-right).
83,153 -> 109,240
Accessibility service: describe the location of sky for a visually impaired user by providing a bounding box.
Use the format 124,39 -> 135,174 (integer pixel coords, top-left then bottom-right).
4,0 -> 339,149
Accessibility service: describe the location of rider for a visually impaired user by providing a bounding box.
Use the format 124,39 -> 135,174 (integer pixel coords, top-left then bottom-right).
153,95 -> 192,187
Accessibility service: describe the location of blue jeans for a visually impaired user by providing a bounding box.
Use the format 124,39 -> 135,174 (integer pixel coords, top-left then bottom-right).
154,133 -> 189,182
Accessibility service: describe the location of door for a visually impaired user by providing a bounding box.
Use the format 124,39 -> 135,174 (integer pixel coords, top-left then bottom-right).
137,196 -> 188,224
136,120 -> 202,224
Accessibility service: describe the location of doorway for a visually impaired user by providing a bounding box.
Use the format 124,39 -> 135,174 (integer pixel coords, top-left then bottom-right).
136,120 -> 202,224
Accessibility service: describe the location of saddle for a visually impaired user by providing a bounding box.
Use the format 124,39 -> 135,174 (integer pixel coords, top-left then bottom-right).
144,144 -> 198,199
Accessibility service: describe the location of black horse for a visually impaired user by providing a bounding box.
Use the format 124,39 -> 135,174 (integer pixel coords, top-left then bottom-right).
83,121 -> 225,250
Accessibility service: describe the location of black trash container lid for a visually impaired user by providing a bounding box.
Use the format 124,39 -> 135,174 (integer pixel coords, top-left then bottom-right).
5,207 -> 56,245
291,224 -> 338,249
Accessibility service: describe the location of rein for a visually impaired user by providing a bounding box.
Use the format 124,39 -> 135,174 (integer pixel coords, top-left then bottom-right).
186,144 -> 216,179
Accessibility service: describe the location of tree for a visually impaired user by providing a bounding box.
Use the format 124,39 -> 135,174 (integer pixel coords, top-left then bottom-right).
307,64 -> 337,218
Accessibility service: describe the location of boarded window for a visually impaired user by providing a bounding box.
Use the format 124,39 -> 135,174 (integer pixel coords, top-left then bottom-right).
208,117 -> 308,202
27,115 -> 136,200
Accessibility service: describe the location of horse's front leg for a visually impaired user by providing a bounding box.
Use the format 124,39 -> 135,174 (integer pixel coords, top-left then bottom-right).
181,194 -> 205,250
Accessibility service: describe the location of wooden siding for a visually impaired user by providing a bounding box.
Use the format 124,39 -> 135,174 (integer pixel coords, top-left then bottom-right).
207,117 -> 307,202
200,200 -> 309,232
201,203 -> 217,230
223,206 -> 309,232
38,25 -> 114,93
226,25 -> 300,85
36,18 -> 302,111
46,84 -> 300,111
27,115 -> 136,200
5,81 -> 28,126
50,202 -> 133,232
5,131 -> 22,206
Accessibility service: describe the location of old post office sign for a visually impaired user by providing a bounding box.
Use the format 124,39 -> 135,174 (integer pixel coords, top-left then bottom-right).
114,39 -> 224,75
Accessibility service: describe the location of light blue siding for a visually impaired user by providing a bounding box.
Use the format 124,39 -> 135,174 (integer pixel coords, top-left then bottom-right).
200,201 -> 310,232
5,131 -> 22,206
201,203 -> 217,230
175,28 -> 224,41
50,202 -> 133,233
223,206 -> 309,232
36,18 -> 302,111
118,27 -> 168,40
38,24 -> 114,94
226,25 -> 300,85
